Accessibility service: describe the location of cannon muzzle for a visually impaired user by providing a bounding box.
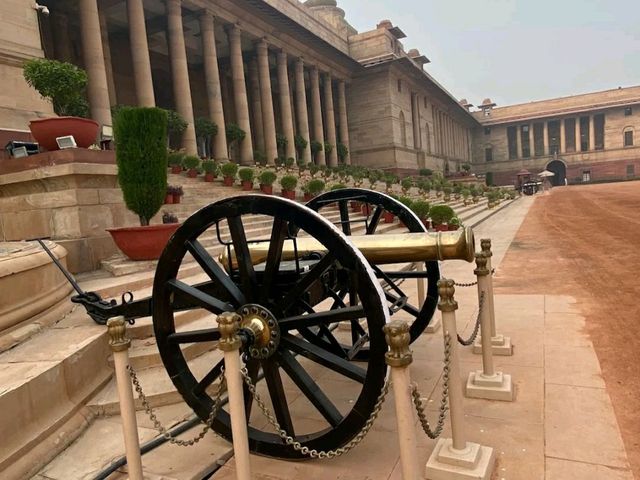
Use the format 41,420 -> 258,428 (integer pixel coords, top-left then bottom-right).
219,227 -> 475,271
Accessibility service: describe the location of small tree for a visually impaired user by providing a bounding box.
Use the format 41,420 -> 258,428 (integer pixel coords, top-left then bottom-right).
401,177 -> 413,194
276,133 -> 288,156
295,134 -> 308,159
225,123 -> 246,159
324,142 -> 334,156
166,110 -> 188,149
114,107 -> 168,226
337,143 -> 349,163
310,140 -> 323,157
195,117 -> 217,157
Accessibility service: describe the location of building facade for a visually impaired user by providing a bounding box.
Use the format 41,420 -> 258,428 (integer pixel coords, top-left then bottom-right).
0,0 -> 475,174
470,87 -> 640,185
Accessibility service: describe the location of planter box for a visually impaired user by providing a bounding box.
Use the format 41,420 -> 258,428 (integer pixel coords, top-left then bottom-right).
204,173 -> 216,182
434,224 -> 448,232
107,223 -> 181,261
223,176 -> 235,187
171,165 -> 182,174
29,116 -> 99,151
164,194 -> 174,204
281,189 -> 296,200
260,184 -> 273,195
241,180 -> 253,191
383,211 -> 395,223
173,194 -> 182,204
187,169 -> 198,178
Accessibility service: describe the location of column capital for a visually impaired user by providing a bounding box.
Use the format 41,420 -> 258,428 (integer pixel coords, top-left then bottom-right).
277,50 -> 288,62
165,0 -> 181,8
255,37 -> 269,52
198,6 -> 216,20
225,23 -> 242,37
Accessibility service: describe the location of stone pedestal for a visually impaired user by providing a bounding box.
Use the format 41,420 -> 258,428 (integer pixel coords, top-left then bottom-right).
466,371 -> 514,401
472,334 -> 513,356
425,438 -> 495,480
425,315 -> 441,333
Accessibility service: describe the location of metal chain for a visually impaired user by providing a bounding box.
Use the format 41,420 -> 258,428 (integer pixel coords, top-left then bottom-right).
457,291 -> 485,346
411,332 -> 452,439
453,268 -> 495,288
241,367 -> 389,459
127,364 -> 225,446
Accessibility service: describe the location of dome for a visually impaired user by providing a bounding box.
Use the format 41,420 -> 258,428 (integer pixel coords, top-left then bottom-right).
459,98 -> 468,105
481,98 -> 494,106
304,0 -> 338,7
408,48 -> 420,57
377,19 -> 393,29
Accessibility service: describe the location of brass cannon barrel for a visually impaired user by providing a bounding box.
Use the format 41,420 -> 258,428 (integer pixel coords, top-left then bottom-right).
219,227 -> 475,271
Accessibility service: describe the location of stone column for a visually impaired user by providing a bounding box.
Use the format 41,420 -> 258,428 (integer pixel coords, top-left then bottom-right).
294,58 -> 312,165
516,124 -> 521,159
127,0 -> 155,106
52,13 -> 73,63
560,118 -> 566,154
337,80 -> 351,164
529,125 -> 535,156
323,73 -> 338,166
543,121 -> 549,156
249,58 -> 265,153
589,115 -> 595,151
99,10 -> 117,106
79,0 -> 112,127
575,118 -> 581,152
227,25 -> 253,164
166,0 -> 196,154
277,51 -> 296,160
256,40 -> 277,164
199,10 -> 227,160
310,66 -> 325,165
411,93 -> 421,149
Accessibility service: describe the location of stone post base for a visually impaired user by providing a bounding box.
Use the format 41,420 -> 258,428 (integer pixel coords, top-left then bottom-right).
425,315 -> 442,333
425,438 -> 495,480
472,334 -> 513,356
465,371 -> 514,401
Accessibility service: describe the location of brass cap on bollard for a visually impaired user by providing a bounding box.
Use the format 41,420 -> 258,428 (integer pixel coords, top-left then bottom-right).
218,312 -> 243,351
107,316 -> 130,352
474,252 -> 490,276
437,278 -> 458,312
384,320 -> 413,367
480,238 -> 493,257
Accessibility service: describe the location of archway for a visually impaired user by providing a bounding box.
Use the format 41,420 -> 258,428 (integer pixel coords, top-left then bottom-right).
546,160 -> 566,186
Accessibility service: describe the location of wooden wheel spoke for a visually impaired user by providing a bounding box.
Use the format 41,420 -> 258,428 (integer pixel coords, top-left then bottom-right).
194,359 -> 224,394
260,217 -> 289,303
280,253 -> 336,309
278,350 -> 343,427
262,358 -> 295,436
186,239 -> 245,307
168,279 -> 233,315
281,334 -> 366,383
227,216 -> 258,302
167,328 -> 220,344
366,205 -> 384,234
279,305 -> 366,331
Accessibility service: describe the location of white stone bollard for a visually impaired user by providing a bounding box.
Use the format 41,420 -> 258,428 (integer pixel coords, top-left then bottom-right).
218,312 -> 252,480
425,279 -> 495,480
472,239 -> 513,356
466,254 -> 514,402
107,317 -> 144,480
384,320 -> 420,480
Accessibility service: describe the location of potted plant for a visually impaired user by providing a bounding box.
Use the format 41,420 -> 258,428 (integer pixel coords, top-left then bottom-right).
254,150 -> 267,167
107,107 -> 179,260
195,117 -> 217,157
173,185 -> 184,204
285,157 -> 296,171
183,155 -> 201,178
410,200 -> 431,229
168,151 -> 185,174
162,211 -> 179,224
417,178 -> 431,197
461,188 -> 471,205
226,123 -> 246,159
448,216 -> 462,231
384,174 -> 398,193
221,162 -> 238,187
429,204 -> 455,231
434,182 -> 443,197
295,134 -> 308,161
419,168 -> 433,177
165,186 -> 175,204
276,133 -> 288,157
280,175 -> 298,200
238,167 -> 255,191
310,140 -> 323,161
23,59 -> 97,151
382,193 -> 398,223
258,170 -> 277,194
303,179 -> 325,201
461,163 -> 471,175
443,186 -> 453,202
331,183 -> 346,190
401,177 -> 413,195
202,159 -> 218,182
337,142 -> 349,164
397,196 -> 414,227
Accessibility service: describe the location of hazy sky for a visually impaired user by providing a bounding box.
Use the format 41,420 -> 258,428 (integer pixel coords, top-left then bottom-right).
337,0 -> 640,107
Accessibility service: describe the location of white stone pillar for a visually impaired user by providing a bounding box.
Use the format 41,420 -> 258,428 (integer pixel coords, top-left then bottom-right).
576,118 -> 581,152
516,124 -> 521,159
411,93 -> 421,149
166,0 -> 197,154
79,0 -> 112,127
337,80 -> 351,164
295,58 -> 312,165
530,124 -> 535,156
560,118 -> 566,154
227,25 -> 254,165
277,51 -> 296,160
127,0 -> 155,106
256,40 -> 278,164
200,10 -> 228,160
543,121 -> 549,156
248,58 -> 265,154
323,73 -> 338,166
589,115 -> 595,151
98,10 -> 117,106
310,66 -> 325,165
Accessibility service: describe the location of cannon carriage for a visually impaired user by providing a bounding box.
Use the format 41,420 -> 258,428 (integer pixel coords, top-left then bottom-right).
46,189 -> 475,459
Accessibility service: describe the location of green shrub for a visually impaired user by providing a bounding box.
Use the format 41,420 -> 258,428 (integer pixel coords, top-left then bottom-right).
168,151 -> 185,167
384,174 -> 398,188
221,162 -> 238,178
310,140 -> 323,155
238,167 -> 255,182
295,134 -> 308,156
182,155 -> 200,170
416,178 -> 432,193
429,205 -> 455,225
166,109 -> 187,139
398,196 -> 414,209
337,143 -> 349,163
225,123 -> 246,152
275,156 -> 287,168
401,177 -> 413,192
23,59 -> 89,117
280,175 -> 298,191
114,107 -> 168,226
258,170 -> 277,186
461,163 -> 471,172
202,159 -> 217,174
195,117 -> 217,139
419,168 -> 433,177
306,179 -> 325,195
443,186 -> 452,196
309,164 -> 321,177
461,188 -> 471,198
285,157 -> 295,168
324,142 -> 334,155
276,133 -> 288,152
449,216 -> 462,227
330,183 -> 346,190
411,200 -> 430,219
254,150 -> 267,166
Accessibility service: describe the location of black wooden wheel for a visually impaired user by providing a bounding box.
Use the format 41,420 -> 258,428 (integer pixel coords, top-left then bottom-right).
152,195 -> 389,458
306,188 -> 440,345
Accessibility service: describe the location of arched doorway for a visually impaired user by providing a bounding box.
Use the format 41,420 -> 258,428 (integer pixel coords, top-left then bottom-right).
546,160 -> 567,186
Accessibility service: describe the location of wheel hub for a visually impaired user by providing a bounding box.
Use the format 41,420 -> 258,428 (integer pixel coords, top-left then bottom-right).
238,304 -> 280,359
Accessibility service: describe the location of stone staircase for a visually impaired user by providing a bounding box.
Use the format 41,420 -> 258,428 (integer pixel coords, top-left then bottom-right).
0,176 -> 520,479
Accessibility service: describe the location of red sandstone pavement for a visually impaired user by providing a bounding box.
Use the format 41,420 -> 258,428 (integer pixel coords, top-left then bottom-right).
495,181 -> 640,478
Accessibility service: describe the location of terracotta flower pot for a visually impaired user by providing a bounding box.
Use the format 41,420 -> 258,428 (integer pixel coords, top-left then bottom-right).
187,169 -> 198,178
303,193 -> 314,202
281,189 -> 296,200
383,211 -> 395,223
434,223 -> 448,232
361,204 -> 372,216
448,224 -> 460,231
223,176 -> 235,187
173,194 -> 182,204
164,194 -> 174,204
29,116 -> 99,151
107,223 -> 181,261
241,180 -> 253,191
260,184 -> 273,195
204,173 -> 215,182
171,165 -> 182,174
422,219 -> 431,230
351,201 -> 361,212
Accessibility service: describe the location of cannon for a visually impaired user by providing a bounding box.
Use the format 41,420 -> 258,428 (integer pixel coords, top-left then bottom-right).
40,189 -> 475,459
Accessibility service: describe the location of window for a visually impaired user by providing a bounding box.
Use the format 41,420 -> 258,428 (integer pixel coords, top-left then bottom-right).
582,170 -> 591,182
533,123 -> 544,156
484,127 -> 491,135
507,126 -> 518,159
397,79 -> 402,93
625,107 -> 632,116
485,146 -> 493,162
564,118 -> 576,152
627,164 -> 635,176
624,130 -> 634,146
580,116 -> 590,151
548,120 -> 560,155
399,111 -> 407,146
521,125 -> 531,157
594,114 -> 605,150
